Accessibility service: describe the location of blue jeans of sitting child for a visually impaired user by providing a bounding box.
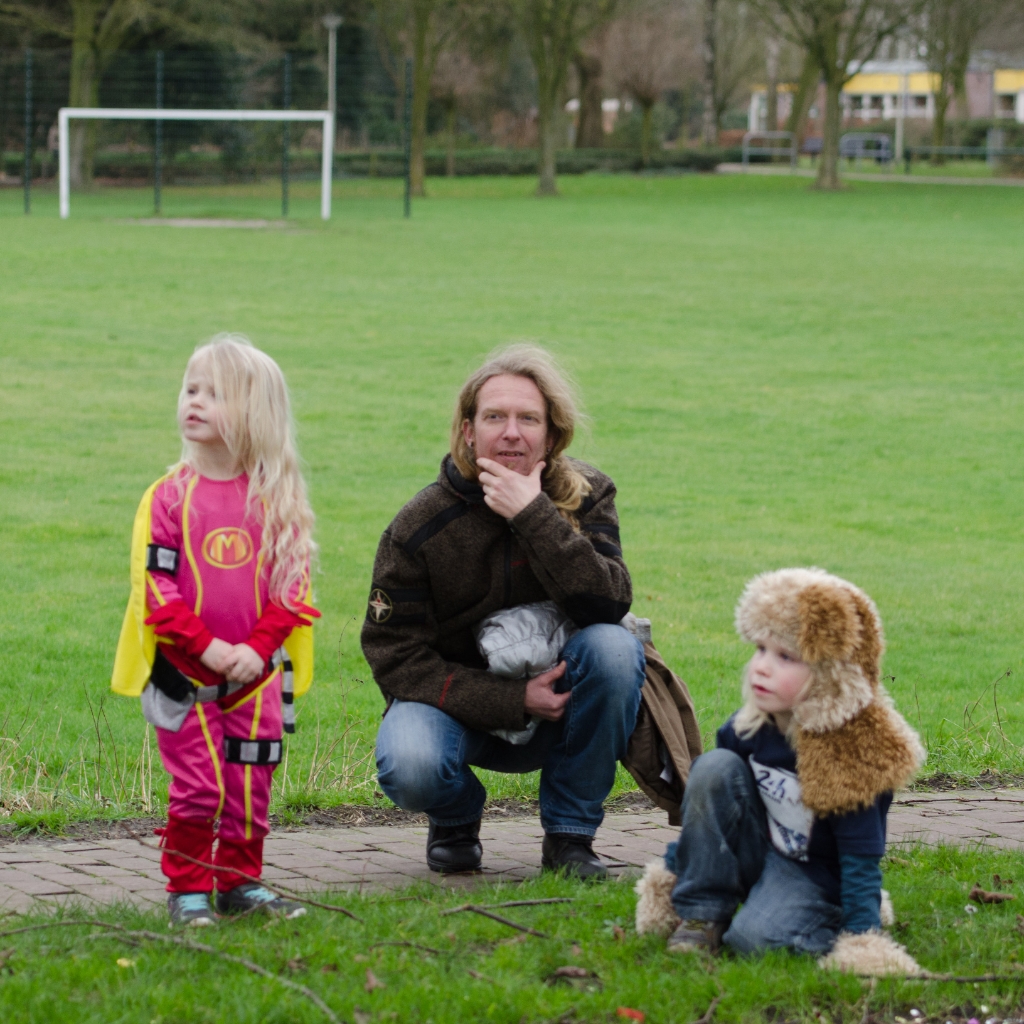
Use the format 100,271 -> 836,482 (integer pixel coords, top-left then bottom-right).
374,623 -> 645,837
666,748 -> 842,954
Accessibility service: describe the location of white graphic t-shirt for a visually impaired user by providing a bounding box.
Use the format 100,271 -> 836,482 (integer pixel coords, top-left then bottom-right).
748,756 -> 814,861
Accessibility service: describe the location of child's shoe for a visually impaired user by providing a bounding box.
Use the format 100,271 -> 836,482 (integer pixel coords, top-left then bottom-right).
667,919 -> 726,953
167,891 -> 217,928
216,882 -> 307,919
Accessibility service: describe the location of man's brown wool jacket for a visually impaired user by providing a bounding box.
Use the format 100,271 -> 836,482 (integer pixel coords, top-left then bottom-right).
361,455 -> 632,734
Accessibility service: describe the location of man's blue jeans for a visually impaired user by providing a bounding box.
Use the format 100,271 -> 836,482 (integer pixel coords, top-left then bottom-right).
375,623 -> 645,836
667,748 -> 842,955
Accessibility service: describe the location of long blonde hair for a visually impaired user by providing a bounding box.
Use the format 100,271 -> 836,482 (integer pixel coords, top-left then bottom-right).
450,344 -> 591,524
174,334 -> 316,606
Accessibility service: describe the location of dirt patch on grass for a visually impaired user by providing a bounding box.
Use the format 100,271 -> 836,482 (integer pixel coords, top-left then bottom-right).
0,790 -> 661,846
913,770 -> 1024,791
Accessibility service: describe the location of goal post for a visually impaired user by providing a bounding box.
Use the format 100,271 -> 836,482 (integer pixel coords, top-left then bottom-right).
58,107 -> 335,220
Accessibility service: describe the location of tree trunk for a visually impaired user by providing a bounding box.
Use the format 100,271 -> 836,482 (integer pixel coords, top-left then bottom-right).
701,0 -> 718,147
765,37 -> 779,131
640,100 -> 654,166
574,50 -> 604,148
931,74 -> 951,165
786,52 -> 818,147
69,0 -> 102,188
536,94 -> 559,196
409,3 -> 432,198
445,100 -> 456,176
817,73 -> 843,189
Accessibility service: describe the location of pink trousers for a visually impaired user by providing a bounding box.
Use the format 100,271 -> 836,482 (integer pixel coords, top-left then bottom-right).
156,674 -> 282,892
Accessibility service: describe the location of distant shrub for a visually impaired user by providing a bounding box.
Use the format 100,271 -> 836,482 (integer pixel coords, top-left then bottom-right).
2,145 -> 732,184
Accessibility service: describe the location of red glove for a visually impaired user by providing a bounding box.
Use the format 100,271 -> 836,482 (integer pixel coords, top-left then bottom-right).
145,600 -> 215,659
244,602 -> 321,665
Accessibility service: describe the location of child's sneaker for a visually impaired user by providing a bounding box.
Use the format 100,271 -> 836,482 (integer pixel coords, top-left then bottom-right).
667,919 -> 726,954
215,882 -> 307,919
167,892 -> 217,928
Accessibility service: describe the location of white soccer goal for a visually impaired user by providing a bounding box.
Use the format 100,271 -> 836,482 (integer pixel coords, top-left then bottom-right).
58,107 -> 335,220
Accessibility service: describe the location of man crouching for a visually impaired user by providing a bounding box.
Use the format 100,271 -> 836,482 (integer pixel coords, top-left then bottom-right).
361,345 -> 644,879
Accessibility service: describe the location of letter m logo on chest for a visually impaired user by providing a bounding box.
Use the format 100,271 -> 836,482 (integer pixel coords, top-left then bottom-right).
201,527 -> 255,569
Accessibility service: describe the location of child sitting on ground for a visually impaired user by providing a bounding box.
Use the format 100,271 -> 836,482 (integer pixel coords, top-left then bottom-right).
635,568 -> 925,973
112,334 -> 319,927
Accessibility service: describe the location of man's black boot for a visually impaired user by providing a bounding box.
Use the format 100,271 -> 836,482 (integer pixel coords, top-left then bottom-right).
426,819 -> 482,873
541,833 -> 608,881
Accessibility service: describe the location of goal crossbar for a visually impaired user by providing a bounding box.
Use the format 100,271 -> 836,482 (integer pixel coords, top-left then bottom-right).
58,107 -> 334,220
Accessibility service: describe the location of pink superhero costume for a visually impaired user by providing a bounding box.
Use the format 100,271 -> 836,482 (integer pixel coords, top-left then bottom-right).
143,471 -> 316,894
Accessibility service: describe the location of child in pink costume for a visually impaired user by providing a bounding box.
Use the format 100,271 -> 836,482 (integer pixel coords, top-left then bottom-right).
125,335 -> 318,927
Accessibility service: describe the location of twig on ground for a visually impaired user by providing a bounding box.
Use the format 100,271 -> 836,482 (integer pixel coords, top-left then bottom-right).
691,980 -> 724,1024
440,903 -> 548,938
467,968 -> 495,982
93,921 -> 340,1023
691,995 -> 721,1024
0,916 -> 339,1019
368,940 -> 441,955
485,899 -> 574,908
128,833 -> 362,922
0,920 -> 103,939
886,972 -> 1024,982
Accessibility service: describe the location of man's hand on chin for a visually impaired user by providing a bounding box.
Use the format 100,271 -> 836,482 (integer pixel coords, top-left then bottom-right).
477,457 -> 545,519
523,662 -> 569,721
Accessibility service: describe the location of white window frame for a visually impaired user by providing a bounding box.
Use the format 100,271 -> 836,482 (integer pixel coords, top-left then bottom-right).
58,107 -> 334,220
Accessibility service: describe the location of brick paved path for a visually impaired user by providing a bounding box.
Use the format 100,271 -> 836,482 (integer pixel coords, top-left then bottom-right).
2,791 -> 1022,916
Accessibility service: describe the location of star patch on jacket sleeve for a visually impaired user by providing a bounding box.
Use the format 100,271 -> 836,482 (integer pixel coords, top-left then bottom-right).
368,588 -> 394,623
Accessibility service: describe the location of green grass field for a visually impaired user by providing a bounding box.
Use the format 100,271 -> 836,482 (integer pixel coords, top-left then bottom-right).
2,173 -> 1024,824
2,845 -> 1024,1023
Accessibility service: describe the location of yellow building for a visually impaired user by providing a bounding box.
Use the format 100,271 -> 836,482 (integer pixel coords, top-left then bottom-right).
748,60 -> 1024,130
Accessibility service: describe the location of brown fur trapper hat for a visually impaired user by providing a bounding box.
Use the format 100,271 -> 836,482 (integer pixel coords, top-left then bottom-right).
735,568 -> 925,816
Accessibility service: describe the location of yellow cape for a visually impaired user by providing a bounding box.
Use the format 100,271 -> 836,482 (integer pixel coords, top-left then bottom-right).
110,476 -> 314,698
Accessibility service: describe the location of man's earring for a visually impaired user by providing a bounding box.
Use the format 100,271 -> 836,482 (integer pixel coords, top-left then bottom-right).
468,441 -> 474,448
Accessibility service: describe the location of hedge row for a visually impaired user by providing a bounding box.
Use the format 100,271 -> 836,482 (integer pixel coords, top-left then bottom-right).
336,147 -> 736,177
2,146 -> 738,183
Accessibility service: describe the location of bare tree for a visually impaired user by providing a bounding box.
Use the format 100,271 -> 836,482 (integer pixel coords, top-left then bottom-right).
505,0 -> 619,195
606,1 -> 688,164
701,0 -> 717,143
371,1 -> 476,197
432,47 -> 479,174
1,0 -> 267,185
691,0 -> 762,145
784,48 -> 818,145
0,0 -> 147,184
913,0 -> 1003,161
765,35 -> 780,127
713,1 -> 762,126
573,27 -> 607,148
748,0 -> 924,189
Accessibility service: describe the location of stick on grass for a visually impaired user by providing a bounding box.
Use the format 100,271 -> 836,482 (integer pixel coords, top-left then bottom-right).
483,898 -> 574,908
96,922 -> 340,1023
0,918 -> 339,1022
691,995 -> 721,1024
440,903 -> 548,938
369,940 -> 441,955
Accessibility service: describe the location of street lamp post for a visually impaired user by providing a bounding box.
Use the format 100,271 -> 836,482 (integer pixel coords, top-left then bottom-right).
322,14 -> 343,149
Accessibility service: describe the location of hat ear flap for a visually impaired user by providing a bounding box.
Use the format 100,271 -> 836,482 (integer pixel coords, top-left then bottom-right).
797,583 -> 861,662
846,588 -> 884,686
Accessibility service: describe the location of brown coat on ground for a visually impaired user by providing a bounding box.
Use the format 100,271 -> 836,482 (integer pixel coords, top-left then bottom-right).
624,643 -> 703,826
